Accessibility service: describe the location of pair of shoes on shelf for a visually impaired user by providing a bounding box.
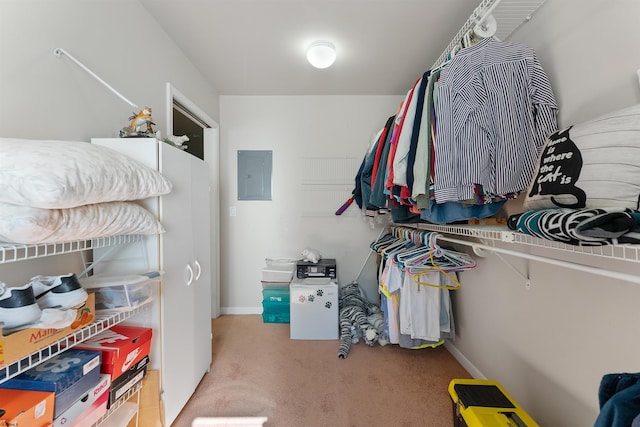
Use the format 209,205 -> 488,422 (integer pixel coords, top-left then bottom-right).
0,282 -> 41,329
30,273 -> 89,310
0,273 -> 88,330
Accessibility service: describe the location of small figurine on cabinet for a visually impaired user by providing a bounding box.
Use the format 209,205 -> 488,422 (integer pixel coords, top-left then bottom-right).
119,106 -> 156,137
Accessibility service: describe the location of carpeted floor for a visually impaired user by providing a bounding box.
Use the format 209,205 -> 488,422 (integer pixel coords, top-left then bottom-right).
172,315 -> 471,427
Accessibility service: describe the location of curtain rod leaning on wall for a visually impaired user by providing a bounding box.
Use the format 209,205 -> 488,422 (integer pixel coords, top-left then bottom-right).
389,226 -> 640,286
54,48 -> 140,110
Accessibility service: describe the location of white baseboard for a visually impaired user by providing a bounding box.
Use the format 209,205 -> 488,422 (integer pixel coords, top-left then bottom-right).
221,306 -> 262,315
444,341 -> 486,380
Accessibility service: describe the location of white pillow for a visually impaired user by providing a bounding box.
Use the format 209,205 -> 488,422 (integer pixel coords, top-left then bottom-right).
524,104 -> 640,210
0,201 -> 164,244
0,138 -> 172,208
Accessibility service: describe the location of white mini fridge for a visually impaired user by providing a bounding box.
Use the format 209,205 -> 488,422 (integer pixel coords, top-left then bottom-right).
290,278 -> 339,340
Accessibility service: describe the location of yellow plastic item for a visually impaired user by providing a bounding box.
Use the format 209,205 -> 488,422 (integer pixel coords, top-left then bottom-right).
448,379 -> 540,427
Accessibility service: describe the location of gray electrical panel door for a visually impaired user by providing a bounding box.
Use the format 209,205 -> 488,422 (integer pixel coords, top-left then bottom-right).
237,150 -> 272,200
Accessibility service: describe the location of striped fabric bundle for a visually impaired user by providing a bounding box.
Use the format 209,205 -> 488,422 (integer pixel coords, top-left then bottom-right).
337,283 -> 386,359
507,207 -> 640,246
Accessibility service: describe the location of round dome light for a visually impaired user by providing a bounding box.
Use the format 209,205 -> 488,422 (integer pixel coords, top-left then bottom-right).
306,41 -> 337,69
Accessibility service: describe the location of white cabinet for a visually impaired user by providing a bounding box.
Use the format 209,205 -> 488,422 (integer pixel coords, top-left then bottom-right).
92,138 -> 212,426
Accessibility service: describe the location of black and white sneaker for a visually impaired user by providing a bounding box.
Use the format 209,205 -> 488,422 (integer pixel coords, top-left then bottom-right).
30,273 -> 88,310
0,282 -> 42,329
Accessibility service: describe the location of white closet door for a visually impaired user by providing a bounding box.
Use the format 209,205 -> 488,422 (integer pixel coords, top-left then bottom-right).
191,156 -> 212,385
159,143 -> 196,426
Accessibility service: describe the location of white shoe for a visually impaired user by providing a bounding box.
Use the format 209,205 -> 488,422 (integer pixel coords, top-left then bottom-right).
0,282 -> 42,330
30,273 -> 88,310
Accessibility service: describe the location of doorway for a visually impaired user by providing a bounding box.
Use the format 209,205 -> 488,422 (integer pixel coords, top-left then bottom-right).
166,83 -> 221,318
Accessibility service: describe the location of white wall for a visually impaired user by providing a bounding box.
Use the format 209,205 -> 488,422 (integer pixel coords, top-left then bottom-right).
447,1 -> 640,426
219,95 -> 403,312
0,0 -> 219,287
0,0 -> 219,141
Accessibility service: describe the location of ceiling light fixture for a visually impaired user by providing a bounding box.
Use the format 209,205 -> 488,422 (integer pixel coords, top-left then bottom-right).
306,41 -> 336,69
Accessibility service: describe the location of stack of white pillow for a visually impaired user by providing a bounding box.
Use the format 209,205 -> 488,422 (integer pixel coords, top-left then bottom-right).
0,138 -> 172,244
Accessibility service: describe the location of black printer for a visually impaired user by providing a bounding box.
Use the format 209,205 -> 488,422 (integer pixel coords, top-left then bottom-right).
296,258 -> 336,279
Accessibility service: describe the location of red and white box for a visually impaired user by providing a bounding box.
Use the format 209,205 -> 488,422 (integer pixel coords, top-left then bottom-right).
69,388 -> 109,427
75,325 -> 152,381
53,373 -> 110,427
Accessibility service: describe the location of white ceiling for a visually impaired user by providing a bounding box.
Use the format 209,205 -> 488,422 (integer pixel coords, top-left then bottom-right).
139,0 -> 483,96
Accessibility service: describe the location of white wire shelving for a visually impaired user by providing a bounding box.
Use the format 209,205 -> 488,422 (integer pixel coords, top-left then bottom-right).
412,223 -> 640,264
95,381 -> 143,426
393,223 -> 640,285
0,300 -> 151,384
430,0 -> 548,70
0,235 -> 144,264
0,234 -> 151,383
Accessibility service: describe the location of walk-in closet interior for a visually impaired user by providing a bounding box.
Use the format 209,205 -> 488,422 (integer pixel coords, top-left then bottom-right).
1,0 -> 639,426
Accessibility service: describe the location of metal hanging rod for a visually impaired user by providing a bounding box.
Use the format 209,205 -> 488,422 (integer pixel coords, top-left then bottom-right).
389,226 -> 640,285
430,0 -> 501,69
430,0 -> 548,70
54,48 -> 140,110
436,234 -> 640,286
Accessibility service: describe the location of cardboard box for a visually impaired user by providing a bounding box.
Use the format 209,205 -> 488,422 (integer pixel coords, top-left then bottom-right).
53,373 -> 111,427
75,325 -> 152,381
69,387 -> 109,427
108,355 -> 149,408
0,294 -> 96,369
0,388 -> 55,427
0,349 -> 102,418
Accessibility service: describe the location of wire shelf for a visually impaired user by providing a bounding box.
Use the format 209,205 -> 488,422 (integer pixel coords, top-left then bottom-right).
430,0 -> 547,69
0,235 -> 145,264
95,381 -> 142,426
0,300 -> 151,384
411,223 -> 640,264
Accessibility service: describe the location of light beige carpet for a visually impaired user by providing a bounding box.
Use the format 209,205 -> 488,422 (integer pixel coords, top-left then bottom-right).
172,315 -> 471,427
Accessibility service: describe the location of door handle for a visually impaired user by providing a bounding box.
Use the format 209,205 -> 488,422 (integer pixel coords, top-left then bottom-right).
185,264 -> 194,286
194,259 -> 202,281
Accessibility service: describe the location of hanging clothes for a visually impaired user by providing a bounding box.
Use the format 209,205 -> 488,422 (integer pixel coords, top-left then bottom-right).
392,76 -> 424,188
434,37 -> 558,203
406,70 -> 432,201
384,89 -> 413,197
359,129 -> 383,215
351,36 -> 558,225
369,117 -> 396,209
412,69 -> 441,207
370,227 -> 474,348
371,116 -> 394,190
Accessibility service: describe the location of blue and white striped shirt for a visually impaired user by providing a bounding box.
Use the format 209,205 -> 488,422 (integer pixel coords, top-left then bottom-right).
434,37 -> 558,203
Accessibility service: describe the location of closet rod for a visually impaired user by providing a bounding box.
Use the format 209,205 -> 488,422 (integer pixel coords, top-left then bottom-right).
435,234 -> 640,286
54,48 -> 140,110
430,0 -> 500,69
475,0 -> 501,28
